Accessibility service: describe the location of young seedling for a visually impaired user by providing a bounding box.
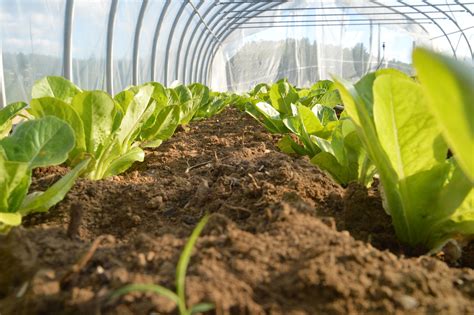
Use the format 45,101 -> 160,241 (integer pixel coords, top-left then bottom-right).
110,215 -> 214,315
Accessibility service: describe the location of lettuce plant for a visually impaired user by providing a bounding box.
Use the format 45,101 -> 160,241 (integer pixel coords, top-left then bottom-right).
117,82 -> 180,149
279,104 -> 374,186
243,79 -> 372,186
28,76 -> 155,180
244,79 -> 342,134
413,48 -> 474,184
165,83 -> 210,126
0,102 -> 27,138
0,117 -> 88,232
298,80 -> 342,108
193,91 -> 230,120
334,67 -> 473,250
249,83 -> 271,101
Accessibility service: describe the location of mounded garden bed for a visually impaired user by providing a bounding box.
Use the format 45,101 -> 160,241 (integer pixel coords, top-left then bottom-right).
1,108 -> 473,314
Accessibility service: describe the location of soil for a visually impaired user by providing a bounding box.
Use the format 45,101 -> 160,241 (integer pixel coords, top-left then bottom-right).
0,108 -> 473,315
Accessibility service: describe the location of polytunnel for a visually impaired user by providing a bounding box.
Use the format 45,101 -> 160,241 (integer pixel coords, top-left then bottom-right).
0,0 -> 473,106
1,1 -> 474,314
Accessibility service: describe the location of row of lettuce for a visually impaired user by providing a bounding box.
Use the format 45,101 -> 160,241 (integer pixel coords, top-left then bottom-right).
0,79 -> 232,232
0,47 -> 472,253
235,48 -> 473,252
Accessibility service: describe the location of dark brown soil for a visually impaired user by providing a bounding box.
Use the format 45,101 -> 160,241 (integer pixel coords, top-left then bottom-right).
0,108 -> 473,315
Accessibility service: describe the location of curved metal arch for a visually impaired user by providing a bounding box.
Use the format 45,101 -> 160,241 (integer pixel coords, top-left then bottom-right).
201,1 -> 284,85
203,1 -> 473,87
203,0 -> 435,87
189,2 -> 242,84
163,1 -> 189,86
151,0 -> 171,82
206,4 -> 278,87
369,0 -> 429,34
181,3 -> 217,84
63,0 -> 74,81
174,0 -> 205,84
194,1 -> 274,83
0,47 -> 6,108
396,0 -> 458,58
455,0 -> 473,16
420,0 -> 473,60
132,0 -> 148,86
197,1 -> 264,84
106,0 -> 118,94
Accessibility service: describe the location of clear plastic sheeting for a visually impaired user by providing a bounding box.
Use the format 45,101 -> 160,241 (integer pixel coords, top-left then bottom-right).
112,0 -> 142,94
72,0 -> 110,91
0,0 -> 473,106
138,0 -> 166,84
210,0 -> 474,91
0,0 -> 65,103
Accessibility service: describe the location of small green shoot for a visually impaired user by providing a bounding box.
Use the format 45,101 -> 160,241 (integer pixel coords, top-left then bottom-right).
110,215 -> 213,315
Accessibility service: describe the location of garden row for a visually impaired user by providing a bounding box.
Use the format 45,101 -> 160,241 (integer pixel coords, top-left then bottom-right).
0,47 -> 472,255
0,79 -> 233,233
234,48 -> 473,252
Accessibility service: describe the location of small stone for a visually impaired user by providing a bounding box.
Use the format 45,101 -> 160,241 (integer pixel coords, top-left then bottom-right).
138,253 -> 147,267
148,196 -> 164,209
71,287 -> 94,303
454,278 -> 464,286
183,215 -> 198,225
146,251 -> 156,261
396,294 -> 418,310
442,240 -> 462,263
111,267 -> 129,284
131,215 -> 141,225
31,269 -> 60,296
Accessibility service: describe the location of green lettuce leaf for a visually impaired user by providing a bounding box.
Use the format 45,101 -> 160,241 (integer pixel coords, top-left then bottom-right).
19,158 -> 90,215
269,79 -> 299,115
0,116 -> 75,169
413,48 -> 474,183
0,102 -> 28,139
32,76 -> 82,104
335,68 -> 473,250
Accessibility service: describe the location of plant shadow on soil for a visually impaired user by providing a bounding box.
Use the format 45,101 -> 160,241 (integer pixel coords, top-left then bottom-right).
0,108 -> 473,315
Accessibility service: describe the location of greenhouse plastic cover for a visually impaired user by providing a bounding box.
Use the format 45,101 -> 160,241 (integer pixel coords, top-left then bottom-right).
0,0 -> 473,106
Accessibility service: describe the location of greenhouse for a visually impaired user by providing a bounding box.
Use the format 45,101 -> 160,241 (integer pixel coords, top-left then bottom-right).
0,0 -> 473,314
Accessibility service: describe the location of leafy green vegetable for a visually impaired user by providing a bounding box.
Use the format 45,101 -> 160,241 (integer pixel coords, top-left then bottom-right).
1,114 -> 76,168
0,117 -> 88,232
284,104 -> 373,186
29,77 -> 156,180
413,48 -> 474,184
140,105 -> 180,148
269,79 -> 299,115
243,79 -> 371,186
311,118 -> 375,186
32,76 -> 82,103
334,68 -> 473,250
246,101 -> 288,134
110,215 -> 213,315
193,91 -> 230,120
116,83 -> 180,149
0,102 -> 28,138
